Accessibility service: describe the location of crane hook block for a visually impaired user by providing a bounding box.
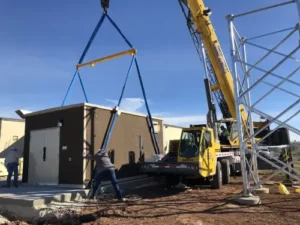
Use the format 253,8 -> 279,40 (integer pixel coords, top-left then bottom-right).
101,0 -> 110,11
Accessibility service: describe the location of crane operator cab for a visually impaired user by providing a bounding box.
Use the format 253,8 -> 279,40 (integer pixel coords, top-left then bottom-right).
177,126 -> 217,178
217,119 -> 259,147
179,129 -> 201,159
219,125 -> 230,145
217,119 -> 239,146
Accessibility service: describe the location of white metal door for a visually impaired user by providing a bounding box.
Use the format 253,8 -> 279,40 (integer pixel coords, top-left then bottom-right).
43,127 -> 60,185
28,129 -> 45,184
28,127 -> 60,185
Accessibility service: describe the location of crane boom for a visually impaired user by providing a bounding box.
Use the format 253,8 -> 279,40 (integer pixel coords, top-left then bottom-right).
181,0 -> 248,123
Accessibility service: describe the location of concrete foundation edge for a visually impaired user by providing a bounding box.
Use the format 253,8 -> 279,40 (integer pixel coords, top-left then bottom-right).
0,176 -> 159,222
97,177 -> 160,196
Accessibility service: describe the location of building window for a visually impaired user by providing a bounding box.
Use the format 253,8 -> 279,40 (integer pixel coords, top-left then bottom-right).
108,150 -> 115,164
129,151 -> 135,164
13,136 -> 18,141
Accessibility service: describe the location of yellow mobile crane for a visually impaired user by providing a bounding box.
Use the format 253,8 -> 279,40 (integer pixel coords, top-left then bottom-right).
141,0 -> 291,189
100,0 -> 291,189
140,0 -> 292,189
140,0 -> 252,189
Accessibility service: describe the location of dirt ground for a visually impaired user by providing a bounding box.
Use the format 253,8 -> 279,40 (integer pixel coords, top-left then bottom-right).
5,176 -> 300,225
74,176 -> 300,225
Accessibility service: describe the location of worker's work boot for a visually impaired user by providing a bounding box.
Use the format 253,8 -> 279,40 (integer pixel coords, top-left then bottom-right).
119,198 -> 127,202
113,197 -> 126,202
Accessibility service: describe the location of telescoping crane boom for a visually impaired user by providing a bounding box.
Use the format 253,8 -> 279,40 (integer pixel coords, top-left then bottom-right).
181,0 -> 241,120
178,0 -> 252,138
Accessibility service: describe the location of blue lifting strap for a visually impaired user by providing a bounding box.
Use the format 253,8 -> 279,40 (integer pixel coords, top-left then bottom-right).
77,72 -> 89,103
61,12 -> 161,155
77,14 -> 161,188
101,56 -> 135,151
106,14 -> 133,48
61,13 -> 107,106
101,57 -> 161,155
78,13 -> 107,64
135,57 -> 160,155
99,15 -> 160,155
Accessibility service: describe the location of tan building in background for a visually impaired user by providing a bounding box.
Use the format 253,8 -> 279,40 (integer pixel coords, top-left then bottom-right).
162,124 -> 183,154
0,118 -> 25,176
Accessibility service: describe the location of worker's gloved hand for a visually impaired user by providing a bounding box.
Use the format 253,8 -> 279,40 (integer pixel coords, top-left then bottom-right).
96,149 -> 105,155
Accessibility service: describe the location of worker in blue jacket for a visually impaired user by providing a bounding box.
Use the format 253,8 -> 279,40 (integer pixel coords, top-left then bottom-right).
84,149 -> 125,201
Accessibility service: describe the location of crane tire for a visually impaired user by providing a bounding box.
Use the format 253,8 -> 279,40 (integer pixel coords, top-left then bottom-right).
165,175 -> 180,189
221,159 -> 230,184
211,161 -> 222,189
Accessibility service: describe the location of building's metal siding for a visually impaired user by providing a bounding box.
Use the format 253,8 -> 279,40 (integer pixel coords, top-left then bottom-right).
23,106 -> 84,184
84,106 -> 163,180
23,104 -> 163,185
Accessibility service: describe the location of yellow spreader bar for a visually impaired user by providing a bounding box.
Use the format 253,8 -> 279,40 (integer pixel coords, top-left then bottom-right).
76,48 -> 137,70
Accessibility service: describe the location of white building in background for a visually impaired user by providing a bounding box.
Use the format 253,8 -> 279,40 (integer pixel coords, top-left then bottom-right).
0,117 -> 25,176
162,124 -> 183,154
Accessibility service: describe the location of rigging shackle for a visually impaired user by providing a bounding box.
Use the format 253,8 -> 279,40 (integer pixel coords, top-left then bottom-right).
101,0 -> 110,12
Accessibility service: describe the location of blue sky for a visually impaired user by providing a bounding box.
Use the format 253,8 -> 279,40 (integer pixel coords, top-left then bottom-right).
0,0 -> 299,140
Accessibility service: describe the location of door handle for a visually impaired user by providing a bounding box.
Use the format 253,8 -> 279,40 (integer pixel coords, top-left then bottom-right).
43,147 -> 46,161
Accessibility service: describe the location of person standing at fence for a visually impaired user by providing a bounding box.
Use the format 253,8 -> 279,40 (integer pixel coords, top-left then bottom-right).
5,148 -> 21,188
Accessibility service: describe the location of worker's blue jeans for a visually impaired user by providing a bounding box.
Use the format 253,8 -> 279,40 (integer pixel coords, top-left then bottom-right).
6,163 -> 18,188
91,168 -> 122,199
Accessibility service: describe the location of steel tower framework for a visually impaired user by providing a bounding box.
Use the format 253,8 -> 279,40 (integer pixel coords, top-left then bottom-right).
227,0 -> 300,199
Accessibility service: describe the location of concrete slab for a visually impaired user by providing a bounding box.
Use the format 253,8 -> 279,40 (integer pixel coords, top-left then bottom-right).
0,175 -> 159,221
0,187 -> 88,220
0,187 -> 88,206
